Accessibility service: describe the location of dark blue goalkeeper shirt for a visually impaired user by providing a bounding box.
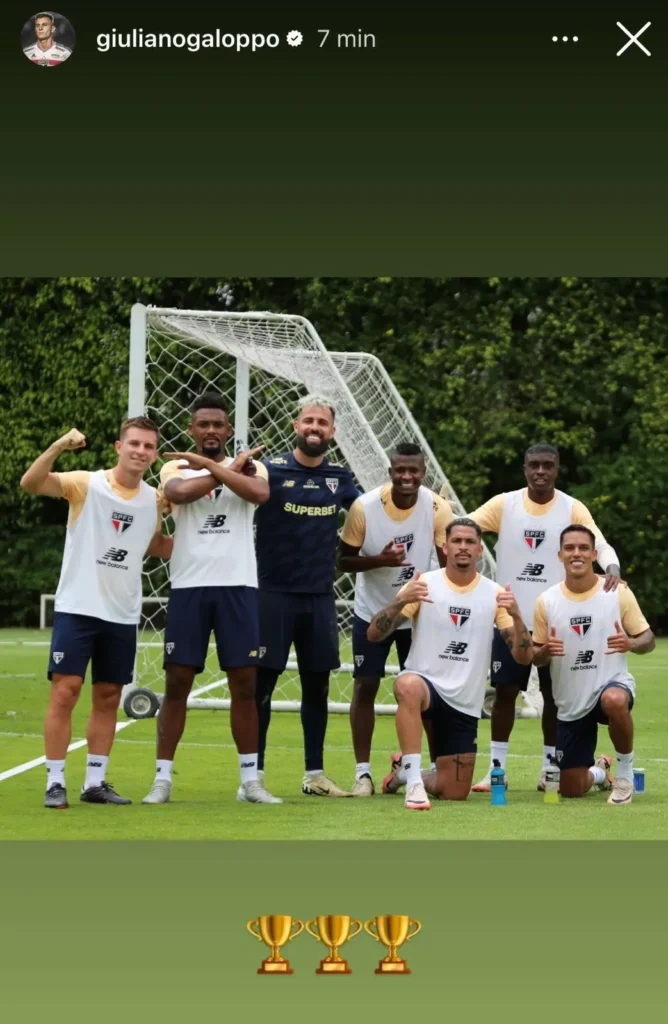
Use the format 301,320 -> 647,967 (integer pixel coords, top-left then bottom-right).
255,452 -> 359,594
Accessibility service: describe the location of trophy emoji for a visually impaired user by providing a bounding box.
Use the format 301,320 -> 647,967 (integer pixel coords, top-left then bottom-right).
305,915 -> 363,973
364,915 -> 421,974
247,915 -> 304,974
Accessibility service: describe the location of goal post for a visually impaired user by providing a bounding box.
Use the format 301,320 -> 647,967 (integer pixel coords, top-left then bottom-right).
126,303 -> 542,719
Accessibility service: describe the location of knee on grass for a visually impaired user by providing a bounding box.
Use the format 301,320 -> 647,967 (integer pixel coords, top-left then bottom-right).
600,687 -> 630,717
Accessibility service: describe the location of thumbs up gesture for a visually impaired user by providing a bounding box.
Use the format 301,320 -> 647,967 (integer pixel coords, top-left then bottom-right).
496,583 -> 521,619
605,620 -> 632,654
397,570 -> 433,605
545,626 -> 565,657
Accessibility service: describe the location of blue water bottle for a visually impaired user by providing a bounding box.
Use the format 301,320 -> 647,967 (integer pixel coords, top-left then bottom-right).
490,759 -> 507,806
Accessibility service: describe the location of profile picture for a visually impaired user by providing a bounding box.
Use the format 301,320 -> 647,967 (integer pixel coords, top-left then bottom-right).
22,11 -> 75,66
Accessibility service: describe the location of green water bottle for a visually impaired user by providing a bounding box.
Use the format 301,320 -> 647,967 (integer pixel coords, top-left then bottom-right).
544,755 -> 560,804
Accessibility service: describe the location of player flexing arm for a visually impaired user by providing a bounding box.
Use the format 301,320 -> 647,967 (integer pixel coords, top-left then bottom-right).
338,442 -> 452,794
467,442 -> 622,794
20,418 -> 165,809
531,525 -> 653,805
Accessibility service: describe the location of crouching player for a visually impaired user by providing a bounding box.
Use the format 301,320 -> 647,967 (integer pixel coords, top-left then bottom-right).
367,519 -> 532,809
532,526 -> 654,804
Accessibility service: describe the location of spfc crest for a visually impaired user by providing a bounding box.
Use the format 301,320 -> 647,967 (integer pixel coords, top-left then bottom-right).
570,616 -> 592,637
326,477 -> 339,493
524,530 -> 545,550
111,511 -> 133,534
394,533 -> 414,553
449,605 -> 471,630
206,486 -> 224,500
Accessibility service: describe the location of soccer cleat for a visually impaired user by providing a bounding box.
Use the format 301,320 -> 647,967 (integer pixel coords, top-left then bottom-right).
301,773 -> 352,797
405,781 -> 430,810
80,782 -> 131,805
236,780 -> 283,804
142,780 -> 172,804
473,772 -> 508,793
593,755 -> 613,792
44,783 -> 68,809
352,774 -> 375,797
607,776 -> 633,805
381,753 -> 404,794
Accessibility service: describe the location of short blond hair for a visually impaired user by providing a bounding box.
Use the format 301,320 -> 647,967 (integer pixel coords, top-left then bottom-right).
296,394 -> 336,421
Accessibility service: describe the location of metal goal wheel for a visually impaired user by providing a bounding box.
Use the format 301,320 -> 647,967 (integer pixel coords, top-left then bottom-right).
124,687 -> 160,720
481,688 -> 495,720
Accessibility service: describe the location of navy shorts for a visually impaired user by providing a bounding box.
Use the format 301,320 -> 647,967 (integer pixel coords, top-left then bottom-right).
414,677 -> 478,758
258,590 -> 339,673
352,614 -> 412,678
48,611 -> 137,686
556,683 -> 634,771
490,626 -> 552,693
164,586 -> 259,673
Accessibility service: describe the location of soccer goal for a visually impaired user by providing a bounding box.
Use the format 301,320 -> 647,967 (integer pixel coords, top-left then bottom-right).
125,303 -> 542,719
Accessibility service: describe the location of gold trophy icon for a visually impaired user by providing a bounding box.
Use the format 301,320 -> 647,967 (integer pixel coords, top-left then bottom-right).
364,915 -> 421,974
247,915 -> 304,974
305,915 -> 363,973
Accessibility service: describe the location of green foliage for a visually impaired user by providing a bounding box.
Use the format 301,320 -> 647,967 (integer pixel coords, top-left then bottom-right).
1,277 -> 667,626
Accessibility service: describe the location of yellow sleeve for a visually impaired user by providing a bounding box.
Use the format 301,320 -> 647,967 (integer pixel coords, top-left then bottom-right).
253,461 -> 268,481
468,493 -> 504,534
339,499 -> 366,546
571,500 -> 605,543
159,461 -> 186,485
53,470 -> 90,503
433,495 -> 454,547
401,601 -> 420,620
619,588 -> 650,636
532,594 -> 548,644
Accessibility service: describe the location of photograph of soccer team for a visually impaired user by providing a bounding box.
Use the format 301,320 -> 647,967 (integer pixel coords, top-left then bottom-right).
1,277 -> 666,839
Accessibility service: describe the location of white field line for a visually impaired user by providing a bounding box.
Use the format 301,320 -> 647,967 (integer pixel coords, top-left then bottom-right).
0,679 -> 222,783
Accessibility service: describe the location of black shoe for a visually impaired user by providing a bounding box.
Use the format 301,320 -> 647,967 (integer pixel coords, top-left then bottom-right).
45,783 -> 68,809
80,782 -> 132,805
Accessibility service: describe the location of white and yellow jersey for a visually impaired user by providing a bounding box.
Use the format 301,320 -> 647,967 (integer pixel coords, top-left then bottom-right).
533,579 -> 649,722
23,41 -> 72,65
341,483 -> 451,626
469,488 -> 619,630
160,458 -> 267,589
53,469 -> 158,624
400,570 -> 513,717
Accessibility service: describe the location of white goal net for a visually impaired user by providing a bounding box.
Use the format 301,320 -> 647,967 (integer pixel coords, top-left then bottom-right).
127,303 -> 541,717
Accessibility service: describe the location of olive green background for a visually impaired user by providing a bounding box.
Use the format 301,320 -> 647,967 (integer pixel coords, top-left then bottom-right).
1,842 -> 665,1018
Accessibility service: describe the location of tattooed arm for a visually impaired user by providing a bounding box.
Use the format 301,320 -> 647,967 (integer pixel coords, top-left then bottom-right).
496,585 -> 533,665
366,571 -> 433,643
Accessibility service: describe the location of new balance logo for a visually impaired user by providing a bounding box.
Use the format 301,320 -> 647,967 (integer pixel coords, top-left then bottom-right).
570,616 -> 592,637
520,563 -> 545,577
52,652 -> 64,664
449,606 -> 470,630
249,650 -> 258,658
88,761 -> 103,768
203,514 -> 227,529
102,548 -> 128,562
111,511 -> 133,534
240,762 -> 256,768
574,650 -> 594,665
165,642 -> 175,654
395,566 -> 415,585
445,641 -> 468,655
524,530 -> 545,550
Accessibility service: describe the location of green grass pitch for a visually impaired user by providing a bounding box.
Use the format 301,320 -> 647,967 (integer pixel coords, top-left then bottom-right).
1,629 -> 667,840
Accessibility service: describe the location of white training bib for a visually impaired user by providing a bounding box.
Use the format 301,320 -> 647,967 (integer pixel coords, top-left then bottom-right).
354,486 -> 435,628
542,582 -> 636,722
401,571 -> 501,717
495,489 -> 575,630
54,470 -> 158,624
168,462 -> 258,588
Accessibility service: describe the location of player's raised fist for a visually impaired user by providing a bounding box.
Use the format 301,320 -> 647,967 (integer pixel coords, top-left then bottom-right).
398,570 -> 433,605
57,428 -> 86,450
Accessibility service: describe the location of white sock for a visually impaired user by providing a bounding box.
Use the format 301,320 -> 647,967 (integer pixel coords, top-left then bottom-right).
542,745 -> 556,771
590,765 -> 606,786
84,754 -> 108,790
239,753 -> 259,784
429,762 -> 436,772
356,762 -> 371,780
46,759 -> 65,790
306,768 -> 323,777
616,751 -> 634,781
490,741 -> 509,772
402,753 -> 422,786
155,759 -> 173,783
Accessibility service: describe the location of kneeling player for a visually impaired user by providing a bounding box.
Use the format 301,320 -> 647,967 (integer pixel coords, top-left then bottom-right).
367,519 -> 532,809
532,526 -> 654,804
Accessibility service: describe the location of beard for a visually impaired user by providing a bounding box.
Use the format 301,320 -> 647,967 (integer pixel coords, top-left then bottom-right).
295,433 -> 330,457
201,439 -> 223,457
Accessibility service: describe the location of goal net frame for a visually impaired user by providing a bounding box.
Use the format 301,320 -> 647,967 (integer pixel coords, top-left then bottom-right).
124,303 -> 542,719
